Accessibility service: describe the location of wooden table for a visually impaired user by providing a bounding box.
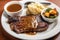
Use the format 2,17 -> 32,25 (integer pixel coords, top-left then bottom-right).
0,0 -> 60,40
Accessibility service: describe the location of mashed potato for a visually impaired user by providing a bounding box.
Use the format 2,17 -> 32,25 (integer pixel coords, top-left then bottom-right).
27,3 -> 45,15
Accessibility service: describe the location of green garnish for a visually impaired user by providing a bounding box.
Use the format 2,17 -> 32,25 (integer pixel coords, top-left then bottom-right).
49,16 -> 56,18
46,8 -> 52,12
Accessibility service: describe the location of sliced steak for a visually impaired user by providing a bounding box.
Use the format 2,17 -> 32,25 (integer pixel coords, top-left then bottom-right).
36,22 -> 48,32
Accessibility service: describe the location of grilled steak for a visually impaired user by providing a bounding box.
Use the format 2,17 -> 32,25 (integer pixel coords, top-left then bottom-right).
8,16 -> 48,33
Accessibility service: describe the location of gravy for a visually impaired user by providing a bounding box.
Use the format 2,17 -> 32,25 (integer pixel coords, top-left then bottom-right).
7,4 -> 22,12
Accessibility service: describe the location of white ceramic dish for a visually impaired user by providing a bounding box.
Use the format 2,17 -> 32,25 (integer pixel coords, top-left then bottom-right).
4,1 -> 24,16
41,7 -> 58,22
1,0 -> 60,39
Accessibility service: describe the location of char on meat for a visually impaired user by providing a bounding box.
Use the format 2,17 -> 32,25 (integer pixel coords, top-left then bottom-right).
8,16 -> 48,33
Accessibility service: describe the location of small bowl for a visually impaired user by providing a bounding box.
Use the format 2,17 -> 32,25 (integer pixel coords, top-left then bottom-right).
4,1 -> 24,17
41,7 -> 58,23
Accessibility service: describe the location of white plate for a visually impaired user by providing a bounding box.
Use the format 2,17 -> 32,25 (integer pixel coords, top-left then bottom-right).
1,0 -> 60,39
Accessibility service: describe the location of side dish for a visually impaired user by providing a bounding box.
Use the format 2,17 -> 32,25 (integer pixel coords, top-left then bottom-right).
41,8 -> 58,22
43,8 -> 58,18
26,3 -> 45,15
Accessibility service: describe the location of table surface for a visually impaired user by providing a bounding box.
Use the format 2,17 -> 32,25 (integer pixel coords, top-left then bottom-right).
0,0 -> 60,40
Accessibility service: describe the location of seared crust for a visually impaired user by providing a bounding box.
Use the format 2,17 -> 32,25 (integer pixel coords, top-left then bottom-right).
8,16 -> 48,33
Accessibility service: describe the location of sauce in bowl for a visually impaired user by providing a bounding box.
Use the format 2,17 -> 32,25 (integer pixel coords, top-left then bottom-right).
7,4 -> 22,12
